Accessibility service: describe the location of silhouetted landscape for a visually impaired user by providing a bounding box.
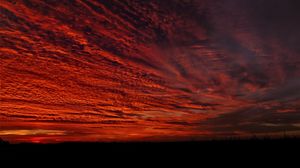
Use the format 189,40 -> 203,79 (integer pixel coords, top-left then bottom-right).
1,137 -> 299,160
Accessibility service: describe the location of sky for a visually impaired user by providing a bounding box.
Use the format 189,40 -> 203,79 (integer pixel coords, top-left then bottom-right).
1,0 -> 300,143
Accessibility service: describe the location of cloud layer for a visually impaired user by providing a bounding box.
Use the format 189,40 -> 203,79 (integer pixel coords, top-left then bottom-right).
1,0 -> 300,142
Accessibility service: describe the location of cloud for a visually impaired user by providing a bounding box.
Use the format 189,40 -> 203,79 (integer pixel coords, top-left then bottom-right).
201,105 -> 300,135
0,129 -> 66,136
0,0 -> 300,142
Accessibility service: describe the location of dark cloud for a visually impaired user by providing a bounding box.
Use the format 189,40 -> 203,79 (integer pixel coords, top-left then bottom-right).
202,106 -> 300,134
258,79 -> 300,102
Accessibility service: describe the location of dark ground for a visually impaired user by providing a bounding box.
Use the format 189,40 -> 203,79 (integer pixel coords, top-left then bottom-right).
1,138 -> 299,164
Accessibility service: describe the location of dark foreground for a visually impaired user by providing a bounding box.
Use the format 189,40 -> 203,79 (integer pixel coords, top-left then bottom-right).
1,138 -> 299,163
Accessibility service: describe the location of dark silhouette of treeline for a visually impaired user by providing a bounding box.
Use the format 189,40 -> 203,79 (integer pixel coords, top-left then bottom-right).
1,136 -> 299,146
1,137 -> 299,164
1,136 -> 299,151
1,137 -> 298,164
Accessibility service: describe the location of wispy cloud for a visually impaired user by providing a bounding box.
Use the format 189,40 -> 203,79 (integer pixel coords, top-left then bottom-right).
0,129 -> 66,135
0,129 -> 66,136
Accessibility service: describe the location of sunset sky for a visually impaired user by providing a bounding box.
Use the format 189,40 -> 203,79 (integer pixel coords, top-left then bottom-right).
1,0 -> 300,143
